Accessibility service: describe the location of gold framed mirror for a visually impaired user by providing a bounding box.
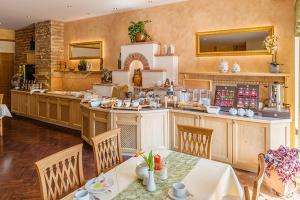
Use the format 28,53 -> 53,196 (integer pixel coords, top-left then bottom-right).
69,41 -> 103,60
196,26 -> 274,56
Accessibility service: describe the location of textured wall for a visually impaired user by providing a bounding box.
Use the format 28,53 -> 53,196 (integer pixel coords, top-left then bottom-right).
63,0 -> 296,143
15,24 -> 35,69
35,20 -> 64,89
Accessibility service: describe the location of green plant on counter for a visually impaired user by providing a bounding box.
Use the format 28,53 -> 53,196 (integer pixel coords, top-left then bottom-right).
128,20 -> 151,42
78,59 -> 87,71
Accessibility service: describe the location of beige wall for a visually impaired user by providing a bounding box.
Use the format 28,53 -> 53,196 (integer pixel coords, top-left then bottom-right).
64,0 -> 296,143
0,28 -> 15,41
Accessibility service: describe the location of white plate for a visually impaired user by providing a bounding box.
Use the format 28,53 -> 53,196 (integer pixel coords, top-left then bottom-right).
85,176 -> 113,194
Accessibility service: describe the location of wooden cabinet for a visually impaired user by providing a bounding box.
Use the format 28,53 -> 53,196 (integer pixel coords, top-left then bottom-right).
112,112 -> 140,154
170,110 -> 291,172
11,90 -> 81,130
81,106 -> 91,144
48,97 -> 58,121
201,116 -> 233,163
232,120 -> 269,172
170,112 -> 200,150
140,111 -> 169,150
70,100 -> 82,129
28,94 -> 37,116
38,96 -> 48,119
11,92 -> 19,113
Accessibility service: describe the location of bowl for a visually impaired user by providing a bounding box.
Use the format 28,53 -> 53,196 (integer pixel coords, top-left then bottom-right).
90,100 -> 101,108
206,106 -> 220,114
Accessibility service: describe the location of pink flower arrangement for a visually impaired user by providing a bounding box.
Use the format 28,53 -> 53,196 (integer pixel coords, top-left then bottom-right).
265,146 -> 300,183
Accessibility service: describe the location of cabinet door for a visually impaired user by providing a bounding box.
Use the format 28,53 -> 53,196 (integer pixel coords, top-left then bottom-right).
201,116 -> 232,163
170,112 -> 200,150
11,92 -> 19,113
81,106 -> 91,144
70,100 -> 82,129
19,93 -> 28,115
91,110 -> 110,138
58,99 -> 70,124
140,111 -> 169,150
48,97 -> 58,121
232,120 -> 269,172
28,94 -> 37,116
38,96 -> 48,118
112,113 -> 139,154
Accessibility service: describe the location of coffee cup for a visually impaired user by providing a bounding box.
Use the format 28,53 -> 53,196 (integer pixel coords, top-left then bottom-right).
74,190 -> 89,200
172,182 -> 187,198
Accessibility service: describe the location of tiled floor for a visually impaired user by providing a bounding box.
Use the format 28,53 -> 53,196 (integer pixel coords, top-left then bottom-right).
0,116 -> 298,199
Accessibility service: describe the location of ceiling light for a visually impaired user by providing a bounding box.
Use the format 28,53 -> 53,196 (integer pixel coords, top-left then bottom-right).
113,8 -> 118,11
26,15 -> 32,19
147,0 -> 153,3
66,4 -> 72,8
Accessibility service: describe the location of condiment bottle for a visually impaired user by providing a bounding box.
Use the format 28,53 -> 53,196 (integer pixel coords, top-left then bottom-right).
154,154 -> 161,170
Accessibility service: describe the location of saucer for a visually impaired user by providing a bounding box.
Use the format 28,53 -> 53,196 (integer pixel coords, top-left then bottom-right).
168,188 -> 190,200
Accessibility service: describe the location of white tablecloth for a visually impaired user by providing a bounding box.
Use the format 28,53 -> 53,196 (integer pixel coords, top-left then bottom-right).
62,150 -> 243,200
0,104 -> 12,118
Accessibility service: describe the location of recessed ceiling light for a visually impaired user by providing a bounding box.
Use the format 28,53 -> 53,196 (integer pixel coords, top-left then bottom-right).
66,4 -> 72,8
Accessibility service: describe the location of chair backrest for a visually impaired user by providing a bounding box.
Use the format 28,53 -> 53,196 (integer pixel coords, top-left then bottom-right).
91,128 -> 123,176
0,94 -> 4,104
244,154 -> 265,200
177,125 -> 213,159
35,144 -> 85,200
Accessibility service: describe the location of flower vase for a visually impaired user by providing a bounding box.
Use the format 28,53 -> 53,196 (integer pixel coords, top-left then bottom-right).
264,169 -> 296,197
147,170 -> 156,192
269,63 -> 280,73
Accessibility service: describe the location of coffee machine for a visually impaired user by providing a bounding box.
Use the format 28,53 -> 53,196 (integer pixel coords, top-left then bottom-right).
262,82 -> 290,118
268,82 -> 285,111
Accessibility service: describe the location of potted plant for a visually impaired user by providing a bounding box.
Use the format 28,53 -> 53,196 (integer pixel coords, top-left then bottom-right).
263,35 -> 281,73
78,59 -> 87,71
135,150 -> 156,192
128,20 -> 152,43
264,146 -> 300,196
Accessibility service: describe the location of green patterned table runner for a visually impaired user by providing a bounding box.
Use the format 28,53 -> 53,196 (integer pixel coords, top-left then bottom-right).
113,151 -> 199,200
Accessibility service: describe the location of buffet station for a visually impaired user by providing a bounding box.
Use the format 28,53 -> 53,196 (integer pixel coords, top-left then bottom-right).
10,26 -> 292,172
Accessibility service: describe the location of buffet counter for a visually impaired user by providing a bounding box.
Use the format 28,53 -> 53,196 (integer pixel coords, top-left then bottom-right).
11,89 -> 291,172
11,90 -> 82,130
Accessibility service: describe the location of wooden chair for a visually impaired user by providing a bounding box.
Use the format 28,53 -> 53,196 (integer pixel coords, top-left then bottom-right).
244,154 -> 265,200
177,125 -> 213,159
91,128 -> 123,176
35,144 -> 85,200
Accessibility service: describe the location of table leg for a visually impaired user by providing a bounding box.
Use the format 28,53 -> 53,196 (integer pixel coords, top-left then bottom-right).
0,118 -> 2,137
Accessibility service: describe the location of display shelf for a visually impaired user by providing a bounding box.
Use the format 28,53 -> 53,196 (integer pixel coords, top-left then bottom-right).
180,72 -> 290,77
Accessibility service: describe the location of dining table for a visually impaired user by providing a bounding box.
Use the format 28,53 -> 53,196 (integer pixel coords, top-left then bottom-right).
0,104 -> 12,136
62,149 -> 244,200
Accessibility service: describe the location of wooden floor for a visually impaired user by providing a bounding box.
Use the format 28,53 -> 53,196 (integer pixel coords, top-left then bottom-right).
0,116 -> 292,200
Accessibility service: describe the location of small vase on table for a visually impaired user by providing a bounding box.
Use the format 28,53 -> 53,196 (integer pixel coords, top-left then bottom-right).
147,170 -> 156,192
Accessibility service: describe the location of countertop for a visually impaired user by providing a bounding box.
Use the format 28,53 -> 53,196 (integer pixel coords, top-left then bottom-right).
81,103 -> 291,124
11,89 -> 82,101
